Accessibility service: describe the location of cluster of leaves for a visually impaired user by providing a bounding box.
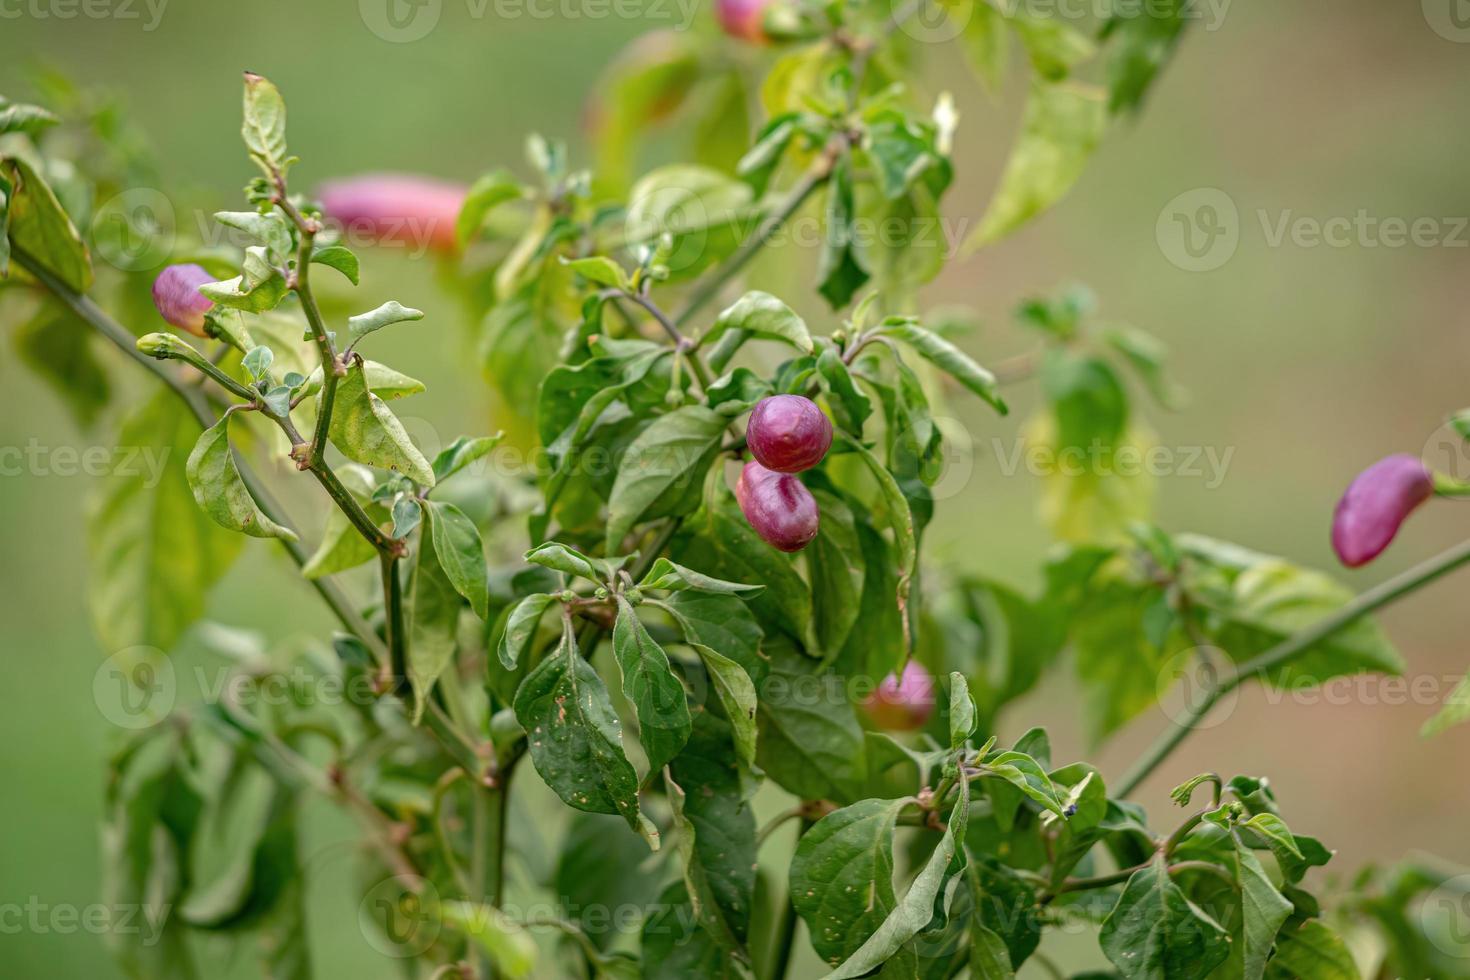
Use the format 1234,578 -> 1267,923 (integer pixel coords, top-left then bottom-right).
4,1 -> 1469,978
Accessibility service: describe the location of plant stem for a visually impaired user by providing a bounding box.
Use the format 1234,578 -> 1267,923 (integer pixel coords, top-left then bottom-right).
1117,536 -> 1470,797
672,147 -> 839,331
11,245 -> 382,657
273,179 -> 341,466
623,288 -> 712,390
764,816 -> 812,980
382,552 -> 408,687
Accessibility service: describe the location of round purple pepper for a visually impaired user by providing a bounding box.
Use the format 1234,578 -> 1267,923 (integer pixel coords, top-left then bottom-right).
747,394 -> 833,474
1331,454 -> 1435,568
715,0 -> 772,42
735,460 -> 819,552
150,263 -> 215,337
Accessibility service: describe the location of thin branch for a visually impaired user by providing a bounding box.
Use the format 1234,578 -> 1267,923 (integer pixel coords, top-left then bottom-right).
1117,536 -> 1470,797
12,245 -> 382,657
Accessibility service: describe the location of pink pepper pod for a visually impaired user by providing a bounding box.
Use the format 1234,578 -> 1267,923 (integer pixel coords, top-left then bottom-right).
735,460 -> 819,552
747,394 -> 833,474
1331,454 -> 1434,568
151,263 -> 215,337
716,0 -> 772,42
317,174 -> 467,253
862,661 -> 937,732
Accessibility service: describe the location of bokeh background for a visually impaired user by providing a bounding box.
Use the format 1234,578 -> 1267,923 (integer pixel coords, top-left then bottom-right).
2,0 -> 1469,975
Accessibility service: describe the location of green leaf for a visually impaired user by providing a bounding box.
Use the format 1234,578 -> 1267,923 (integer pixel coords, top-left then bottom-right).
2,156 -> 93,291
806,488 -> 865,657
638,557 -> 763,596
457,169 -> 523,244
88,393 -> 243,651
309,243 -> 359,285
346,300 -> 423,348
431,434 -> 504,483
1422,669 -> 1470,737
656,591 -> 764,678
612,596 -> 693,774
1099,853 -> 1230,980
839,438 -> 917,646
816,154 -> 869,309
824,781 -> 972,978
439,901 -> 537,979
756,643 -> 866,802
559,255 -> 630,290
408,512 -> 461,722
969,920 -> 1015,980
970,858 -> 1044,968
1011,9 -> 1097,81
185,414 -> 297,541
424,500 -> 488,619
642,883 -> 742,979
242,72 -> 289,175
878,317 -> 1007,414
737,113 -> 800,197
1264,920 -> 1359,980
789,797 -> 912,969
513,624 -> 658,848
214,211 -> 292,261
1041,348 -> 1128,451
1180,541 -> 1406,688
1241,812 -> 1302,862
326,358 -> 436,485
1103,325 -> 1186,410
199,271 -> 288,314
625,164 -> 754,278
1103,0 -> 1189,115
604,405 -> 727,552
965,81 -> 1106,250
524,541 -> 610,583
949,672 -> 977,750
0,97 -> 59,136
1236,840 -> 1292,980
666,716 -> 757,959
982,751 -> 1067,819
703,291 -> 814,355
498,593 -> 556,670
302,465 -> 382,579
815,347 -> 872,436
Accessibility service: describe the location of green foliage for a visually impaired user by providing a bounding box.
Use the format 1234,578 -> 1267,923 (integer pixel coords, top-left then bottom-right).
3,11 -> 1454,980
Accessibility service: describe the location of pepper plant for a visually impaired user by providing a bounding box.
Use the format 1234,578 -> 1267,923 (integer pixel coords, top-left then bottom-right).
2,3 -> 1469,979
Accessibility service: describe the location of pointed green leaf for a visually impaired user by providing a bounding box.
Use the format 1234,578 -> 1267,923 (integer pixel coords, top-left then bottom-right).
431,434 -> 504,483
186,414 -> 298,541
3,156 -> 92,291
498,593 -> 556,669
513,624 -> 658,848
604,405 -> 727,552
703,291 -> 813,354
408,516 -> 461,722
637,557 -> 763,596
877,317 -> 1007,414
326,359 -> 435,485
612,596 -> 692,774
1099,853 -> 1230,980
242,72 -> 288,175
425,501 -> 488,619
346,301 -> 424,347
1236,840 -> 1292,980
309,243 -> 359,284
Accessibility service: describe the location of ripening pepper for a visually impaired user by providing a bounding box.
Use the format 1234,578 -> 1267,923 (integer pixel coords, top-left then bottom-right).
1331,454 -> 1435,567
150,263 -> 215,337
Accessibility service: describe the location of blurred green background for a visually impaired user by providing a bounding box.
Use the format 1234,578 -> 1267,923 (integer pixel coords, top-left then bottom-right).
3,0 -> 1470,976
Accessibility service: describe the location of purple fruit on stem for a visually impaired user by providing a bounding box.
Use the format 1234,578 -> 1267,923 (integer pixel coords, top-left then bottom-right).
1331,454 -> 1434,568
862,661 -> 936,731
736,460 -> 819,552
747,394 -> 833,474
151,264 -> 215,337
